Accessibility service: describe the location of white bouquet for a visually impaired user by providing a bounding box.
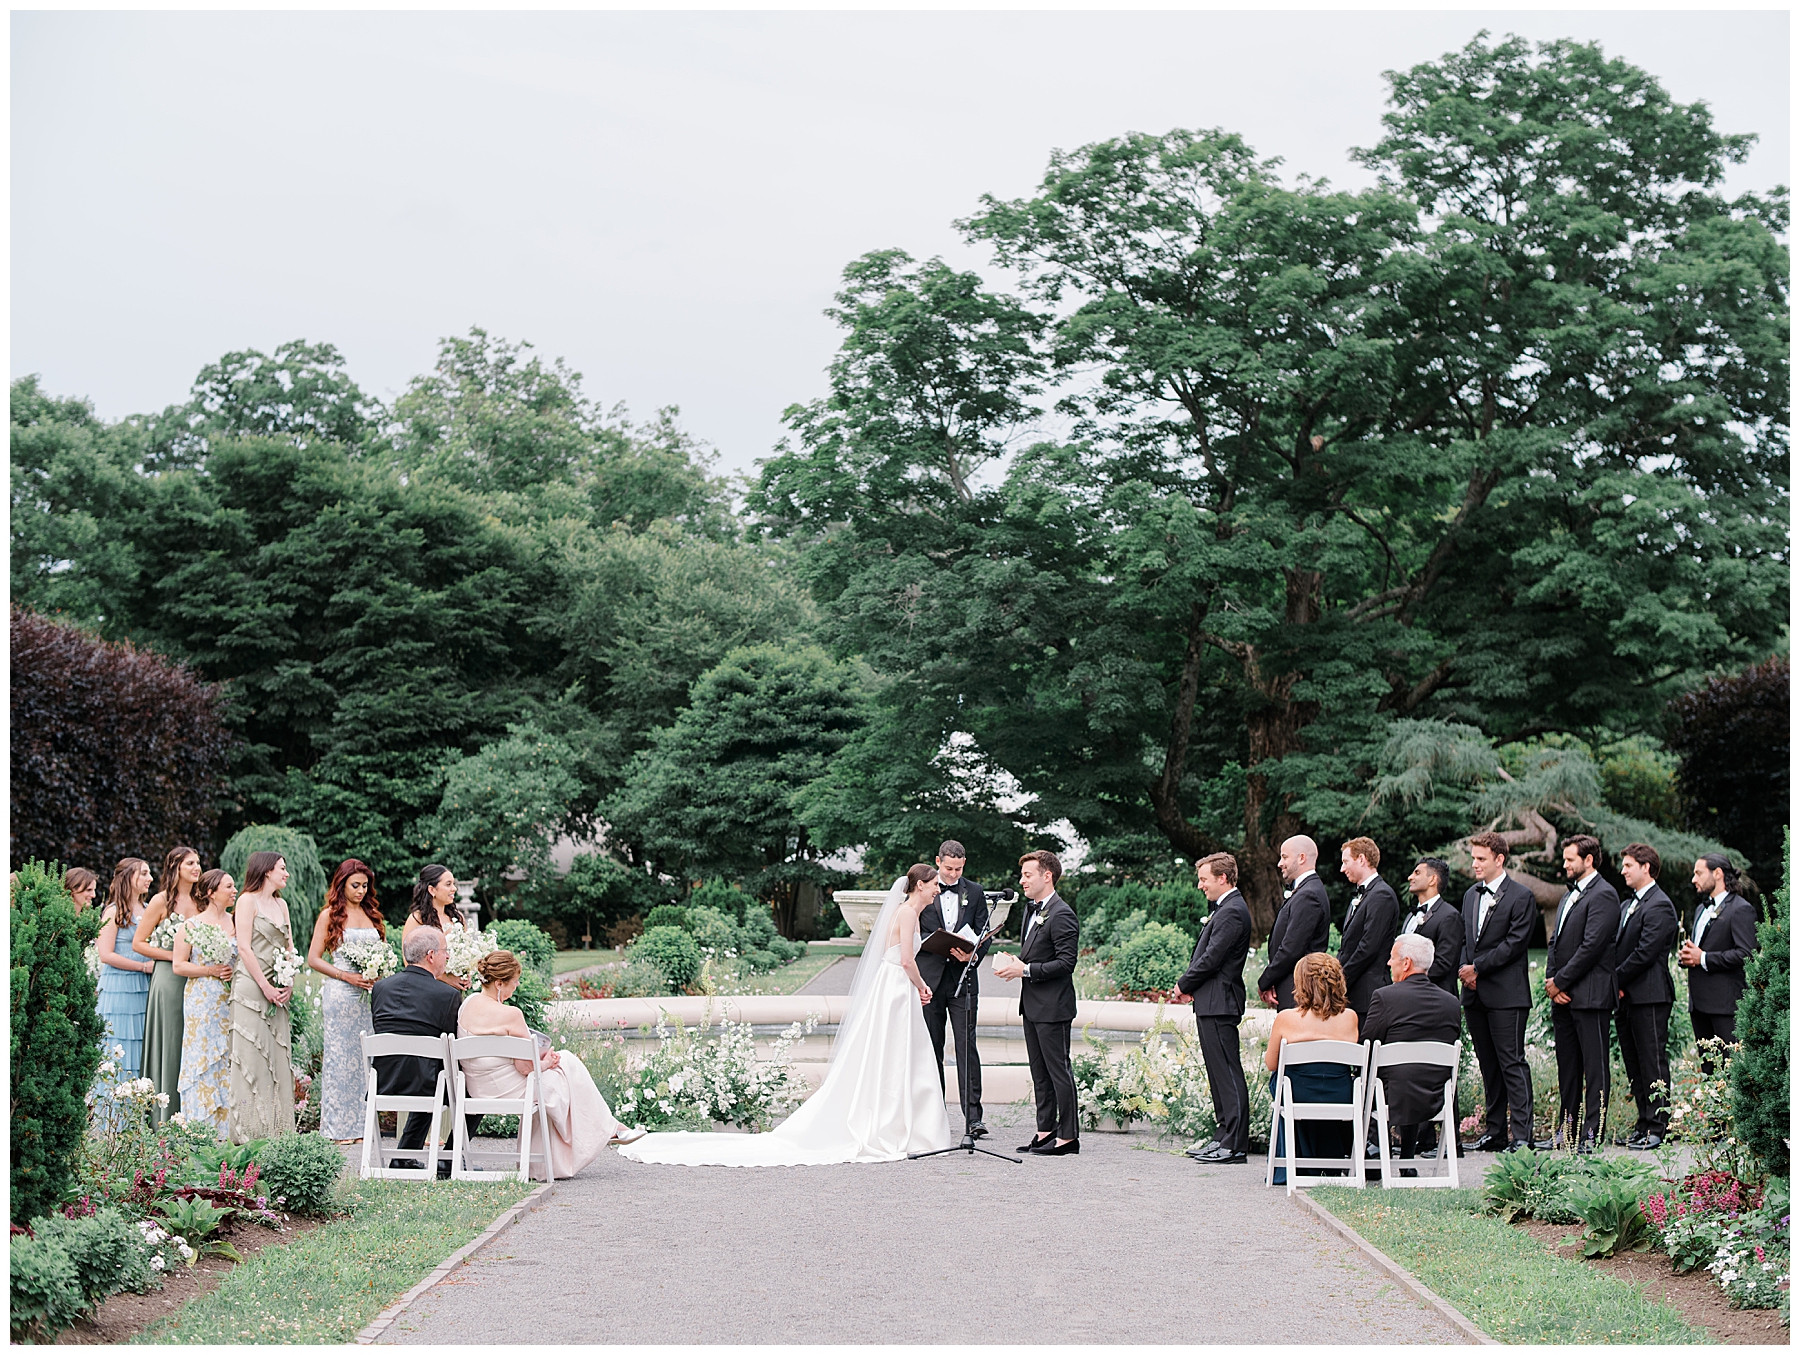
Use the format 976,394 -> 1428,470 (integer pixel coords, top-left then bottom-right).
84,941 -> 100,980
184,920 -> 233,968
337,936 -> 399,984
443,919 -> 497,983
269,945 -> 304,988
145,916 -> 180,950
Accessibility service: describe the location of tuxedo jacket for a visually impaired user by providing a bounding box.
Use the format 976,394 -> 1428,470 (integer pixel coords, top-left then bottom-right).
370,963 -> 461,1096
1459,873 -> 1536,1010
1176,889 -> 1252,1018
1338,875 -> 1401,1018
1362,973 -> 1464,1123
1688,892 -> 1758,1015
1546,875 -> 1620,1011
1257,874 -> 1331,1005
1016,891 -> 1079,1024
916,878 -> 991,996
1614,883 -> 1678,1006
1403,896 -> 1466,998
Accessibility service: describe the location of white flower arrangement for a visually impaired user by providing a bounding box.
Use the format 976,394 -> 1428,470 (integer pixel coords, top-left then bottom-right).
443,919 -> 497,982
184,919 -> 234,967
616,1009 -> 819,1131
269,945 -> 304,988
337,936 -> 399,984
84,942 -> 100,980
145,915 -> 180,950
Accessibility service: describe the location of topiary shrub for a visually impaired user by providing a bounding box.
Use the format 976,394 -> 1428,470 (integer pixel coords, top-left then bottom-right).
221,825 -> 327,943
10,1233 -> 84,1342
9,607 -> 236,873
1111,921 -> 1194,993
487,918 -> 555,981
628,925 -> 702,993
256,1132 -> 344,1216
1731,831 -> 1789,1175
644,904 -> 690,931
688,879 -> 749,924
10,861 -> 105,1225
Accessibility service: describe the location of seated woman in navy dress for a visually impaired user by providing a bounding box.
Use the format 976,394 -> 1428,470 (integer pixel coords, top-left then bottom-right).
1265,952 -> 1360,1181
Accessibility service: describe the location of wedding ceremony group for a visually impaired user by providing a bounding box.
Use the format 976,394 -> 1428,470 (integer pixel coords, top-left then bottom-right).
11,11 -> 1791,1345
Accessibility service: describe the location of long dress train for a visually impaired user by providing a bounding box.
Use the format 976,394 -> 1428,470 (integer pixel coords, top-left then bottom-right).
319,928 -> 378,1140
178,924 -> 236,1140
456,1009 -> 622,1179
229,914 -> 296,1144
618,922 -> 952,1167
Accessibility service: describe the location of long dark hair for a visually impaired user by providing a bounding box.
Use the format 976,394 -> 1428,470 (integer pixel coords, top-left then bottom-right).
411,864 -> 455,929
105,858 -> 150,928
324,859 -> 386,953
156,845 -> 201,912
243,851 -> 286,895
902,864 -> 939,895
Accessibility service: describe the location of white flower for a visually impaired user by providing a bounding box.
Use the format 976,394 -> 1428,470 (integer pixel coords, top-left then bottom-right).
156,1092 -> 170,1106
112,1044 -> 126,1058
150,1256 -> 166,1272
97,1060 -> 115,1076
111,1086 -> 130,1099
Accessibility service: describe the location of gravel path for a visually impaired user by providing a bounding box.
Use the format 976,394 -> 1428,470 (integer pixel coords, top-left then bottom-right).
379,1103 -> 1462,1345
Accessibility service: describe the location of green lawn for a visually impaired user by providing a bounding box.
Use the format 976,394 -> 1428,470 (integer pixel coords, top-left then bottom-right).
134,1177 -> 534,1344
1308,1188 -> 1709,1345
554,947 -> 625,974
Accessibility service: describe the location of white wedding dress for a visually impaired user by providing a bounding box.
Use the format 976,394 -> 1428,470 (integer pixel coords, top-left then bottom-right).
617,888 -> 952,1167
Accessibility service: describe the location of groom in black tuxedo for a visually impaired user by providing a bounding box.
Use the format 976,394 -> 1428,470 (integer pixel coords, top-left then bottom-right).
916,839 -> 992,1137
991,850 -> 1080,1155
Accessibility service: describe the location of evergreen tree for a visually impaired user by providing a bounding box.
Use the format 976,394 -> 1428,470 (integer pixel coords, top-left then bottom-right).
1730,831 -> 1789,1176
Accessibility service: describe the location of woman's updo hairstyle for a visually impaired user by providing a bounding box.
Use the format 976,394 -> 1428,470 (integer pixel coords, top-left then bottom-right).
412,864 -> 454,928
478,950 -> 521,987
903,864 -> 939,895
1292,952 -> 1348,1019
194,868 -> 232,911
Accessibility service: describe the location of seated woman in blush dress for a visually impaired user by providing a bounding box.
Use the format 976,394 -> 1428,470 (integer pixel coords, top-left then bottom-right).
456,951 -> 644,1178
1265,952 -> 1361,1183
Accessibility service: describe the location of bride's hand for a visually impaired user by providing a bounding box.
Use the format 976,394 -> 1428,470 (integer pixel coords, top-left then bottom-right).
916,984 -> 931,1004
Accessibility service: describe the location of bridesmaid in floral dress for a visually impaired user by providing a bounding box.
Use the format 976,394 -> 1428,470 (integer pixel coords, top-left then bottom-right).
229,852 -> 297,1144
306,859 -> 386,1143
173,869 -> 239,1139
95,858 -> 155,1074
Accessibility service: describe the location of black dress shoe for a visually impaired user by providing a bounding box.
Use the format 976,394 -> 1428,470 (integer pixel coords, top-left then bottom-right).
1186,1139 -> 1222,1159
966,1123 -> 988,1140
1636,1133 -> 1664,1150
388,1158 -> 423,1171
1399,1167 -> 1419,1178
1196,1147 -> 1247,1164
1038,1139 -> 1080,1156
1467,1132 -> 1506,1152
1018,1135 -> 1052,1154
436,1159 -> 453,1179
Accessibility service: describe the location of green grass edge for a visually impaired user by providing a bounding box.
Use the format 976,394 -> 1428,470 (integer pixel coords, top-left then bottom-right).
1308,1187 -> 1714,1346
131,1176 -> 536,1344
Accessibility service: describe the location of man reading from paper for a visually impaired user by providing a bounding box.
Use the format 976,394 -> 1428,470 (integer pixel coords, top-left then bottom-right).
915,840 -> 992,1138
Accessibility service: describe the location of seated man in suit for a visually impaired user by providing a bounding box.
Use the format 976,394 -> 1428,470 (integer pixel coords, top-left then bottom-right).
1362,934 -> 1463,1169
371,925 -> 464,1176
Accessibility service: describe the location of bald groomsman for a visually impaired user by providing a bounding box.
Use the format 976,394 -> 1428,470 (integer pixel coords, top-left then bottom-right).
1257,836 -> 1331,1010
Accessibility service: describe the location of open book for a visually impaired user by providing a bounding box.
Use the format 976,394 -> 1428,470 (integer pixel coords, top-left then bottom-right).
919,922 -> 1001,958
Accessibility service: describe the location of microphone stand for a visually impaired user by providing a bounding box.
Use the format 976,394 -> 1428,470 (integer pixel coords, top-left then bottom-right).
910,915 -> 1020,1165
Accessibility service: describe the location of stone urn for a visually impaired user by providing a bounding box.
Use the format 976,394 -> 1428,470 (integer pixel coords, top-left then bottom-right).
834,888 -> 1014,941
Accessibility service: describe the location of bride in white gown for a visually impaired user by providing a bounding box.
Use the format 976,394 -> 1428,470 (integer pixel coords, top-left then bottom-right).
617,865 -> 953,1167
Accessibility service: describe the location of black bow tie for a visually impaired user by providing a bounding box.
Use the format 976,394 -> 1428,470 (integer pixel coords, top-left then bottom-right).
1477,884 -> 1495,896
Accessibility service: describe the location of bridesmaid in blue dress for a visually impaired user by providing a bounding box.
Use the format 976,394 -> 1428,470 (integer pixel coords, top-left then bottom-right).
95,857 -> 155,1075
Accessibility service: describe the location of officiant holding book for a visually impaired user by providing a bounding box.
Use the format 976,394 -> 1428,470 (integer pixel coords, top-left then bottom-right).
916,840 -> 992,1138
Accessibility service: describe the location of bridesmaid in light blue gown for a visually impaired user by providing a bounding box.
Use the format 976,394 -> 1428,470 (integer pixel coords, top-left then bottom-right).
94,857 -> 155,1128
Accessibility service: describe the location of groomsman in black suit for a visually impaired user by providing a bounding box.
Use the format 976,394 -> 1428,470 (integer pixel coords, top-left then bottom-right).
371,925 -> 463,1176
1336,837 -> 1401,1022
1176,853 -> 1254,1165
1615,843 -> 1678,1148
1680,852 -> 1760,1068
1257,836 -> 1331,1010
1402,858 -> 1466,997
1545,834 -> 1620,1151
1458,832 -> 1536,1151
915,839 -> 992,1137
1363,933 -> 1464,1165
991,850 -> 1080,1155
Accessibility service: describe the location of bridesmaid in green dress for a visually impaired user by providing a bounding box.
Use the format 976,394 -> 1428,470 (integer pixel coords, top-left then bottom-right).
228,851 -> 297,1144
138,845 -> 202,1123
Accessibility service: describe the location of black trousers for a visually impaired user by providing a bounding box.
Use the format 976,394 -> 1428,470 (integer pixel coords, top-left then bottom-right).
1551,1004 -> 1612,1145
1196,1014 -> 1249,1155
922,987 -> 983,1124
399,1111 -> 480,1152
1022,1017 -> 1077,1141
1617,998 -> 1671,1136
1465,1002 -> 1532,1146
1692,1010 -> 1737,1072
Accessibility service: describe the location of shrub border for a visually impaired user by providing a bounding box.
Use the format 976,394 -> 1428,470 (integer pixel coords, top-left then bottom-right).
353,1180 -> 556,1345
1293,1191 -> 1495,1345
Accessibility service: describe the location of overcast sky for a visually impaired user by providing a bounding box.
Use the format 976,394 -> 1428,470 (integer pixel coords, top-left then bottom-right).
12,8 -> 1789,480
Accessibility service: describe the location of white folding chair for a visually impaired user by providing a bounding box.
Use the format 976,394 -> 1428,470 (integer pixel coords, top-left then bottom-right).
446,1035 -> 555,1183
1369,1039 -> 1461,1189
359,1033 -> 452,1180
1263,1038 -> 1370,1195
